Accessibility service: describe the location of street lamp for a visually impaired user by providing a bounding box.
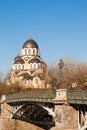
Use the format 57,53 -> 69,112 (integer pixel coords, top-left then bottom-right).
58,59 -> 64,89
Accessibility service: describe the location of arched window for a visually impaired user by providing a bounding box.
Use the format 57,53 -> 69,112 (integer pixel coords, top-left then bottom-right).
28,49 -> 31,55
35,78 -> 38,85
29,63 -> 32,69
15,64 -> 17,70
33,49 -> 36,55
34,63 -> 36,69
25,49 -> 27,55
33,63 -> 38,69
18,64 -> 21,70
36,64 -> 38,69
32,64 -> 34,69
22,65 -> 24,70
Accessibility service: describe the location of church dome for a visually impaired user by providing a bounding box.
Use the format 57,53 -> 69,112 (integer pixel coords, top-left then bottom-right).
28,58 -> 41,63
14,56 -> 25,64
23,39 -> 38,49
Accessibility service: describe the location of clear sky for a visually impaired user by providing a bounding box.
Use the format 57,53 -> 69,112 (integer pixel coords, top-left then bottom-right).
0,0 -> 87,76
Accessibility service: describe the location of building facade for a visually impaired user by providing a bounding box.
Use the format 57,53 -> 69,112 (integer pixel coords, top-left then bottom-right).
6,38 -> 52,89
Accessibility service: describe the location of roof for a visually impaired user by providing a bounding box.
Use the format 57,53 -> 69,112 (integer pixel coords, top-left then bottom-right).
14,56 -> 25,64
23,39 -> 38,49
28,58 -> 41,63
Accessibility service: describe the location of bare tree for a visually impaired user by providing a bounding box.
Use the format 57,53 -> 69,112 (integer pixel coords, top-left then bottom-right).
49,58 -> 87,90
0,72 -> 3,83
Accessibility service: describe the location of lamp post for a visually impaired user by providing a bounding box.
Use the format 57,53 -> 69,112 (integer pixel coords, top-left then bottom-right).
58,59 -> 64,89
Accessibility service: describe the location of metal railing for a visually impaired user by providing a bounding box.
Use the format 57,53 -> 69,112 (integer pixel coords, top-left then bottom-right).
6,89 -> 56,103
67,90 -> 87,104
6,89 -> 87,105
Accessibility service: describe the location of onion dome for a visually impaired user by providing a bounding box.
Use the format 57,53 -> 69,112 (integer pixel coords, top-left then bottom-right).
23,39 -> 38,49
14,56 -> 25,64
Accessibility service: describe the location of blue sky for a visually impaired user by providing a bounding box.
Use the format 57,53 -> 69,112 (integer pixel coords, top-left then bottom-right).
0,0 -> 87,76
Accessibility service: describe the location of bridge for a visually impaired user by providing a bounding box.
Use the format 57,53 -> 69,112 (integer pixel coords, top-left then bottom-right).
0,89 -> 87,130
3,89 -> 56,129
67,90 -> 87,104
6,89 -> 56,103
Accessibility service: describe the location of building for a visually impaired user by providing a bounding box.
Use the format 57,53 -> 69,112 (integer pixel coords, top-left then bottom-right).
6,38 -> 52,89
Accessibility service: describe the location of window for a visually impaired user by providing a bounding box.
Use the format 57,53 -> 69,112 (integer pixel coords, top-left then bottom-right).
28,49 -> 31,55
35,78 -> 38,85
25,49 -> 27,55
22,65 -> 24,70
32,64 -> 34,69
34,63 -> 36,69
29,63 -> 32,69
33,49 -> 36,55
33,63 -> 38,69
18,64 -> 21,69
15,64 -> 17,70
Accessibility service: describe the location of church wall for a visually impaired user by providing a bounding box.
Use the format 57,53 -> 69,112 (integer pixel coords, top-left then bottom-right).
6,38 -> 52,89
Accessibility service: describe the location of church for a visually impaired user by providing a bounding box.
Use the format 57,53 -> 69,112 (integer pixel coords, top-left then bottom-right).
6,38 -> 52,89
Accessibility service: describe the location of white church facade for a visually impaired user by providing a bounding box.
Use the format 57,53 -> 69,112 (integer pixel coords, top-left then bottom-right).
6,38 -> 52,89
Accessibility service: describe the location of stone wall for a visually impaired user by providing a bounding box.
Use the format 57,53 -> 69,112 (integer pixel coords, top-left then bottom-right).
0,102 -> 13,119
50,126 -> 78,130
53,89 -> 78,130
0,119 -> 43,130
54,104 -> 78,130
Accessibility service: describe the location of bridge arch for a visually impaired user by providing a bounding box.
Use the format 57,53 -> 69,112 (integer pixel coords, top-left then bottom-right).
10,103 -> 55,129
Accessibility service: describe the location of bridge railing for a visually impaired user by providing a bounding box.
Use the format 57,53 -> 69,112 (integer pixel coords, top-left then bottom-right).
6,89 -> 56,103
67,90 -> 87,104
5,89 -> 87,104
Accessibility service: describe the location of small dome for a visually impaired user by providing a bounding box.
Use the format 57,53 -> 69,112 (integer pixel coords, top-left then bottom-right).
29,58 -> 41,63
14,56 -> 25,64
23,39 -> 38,49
